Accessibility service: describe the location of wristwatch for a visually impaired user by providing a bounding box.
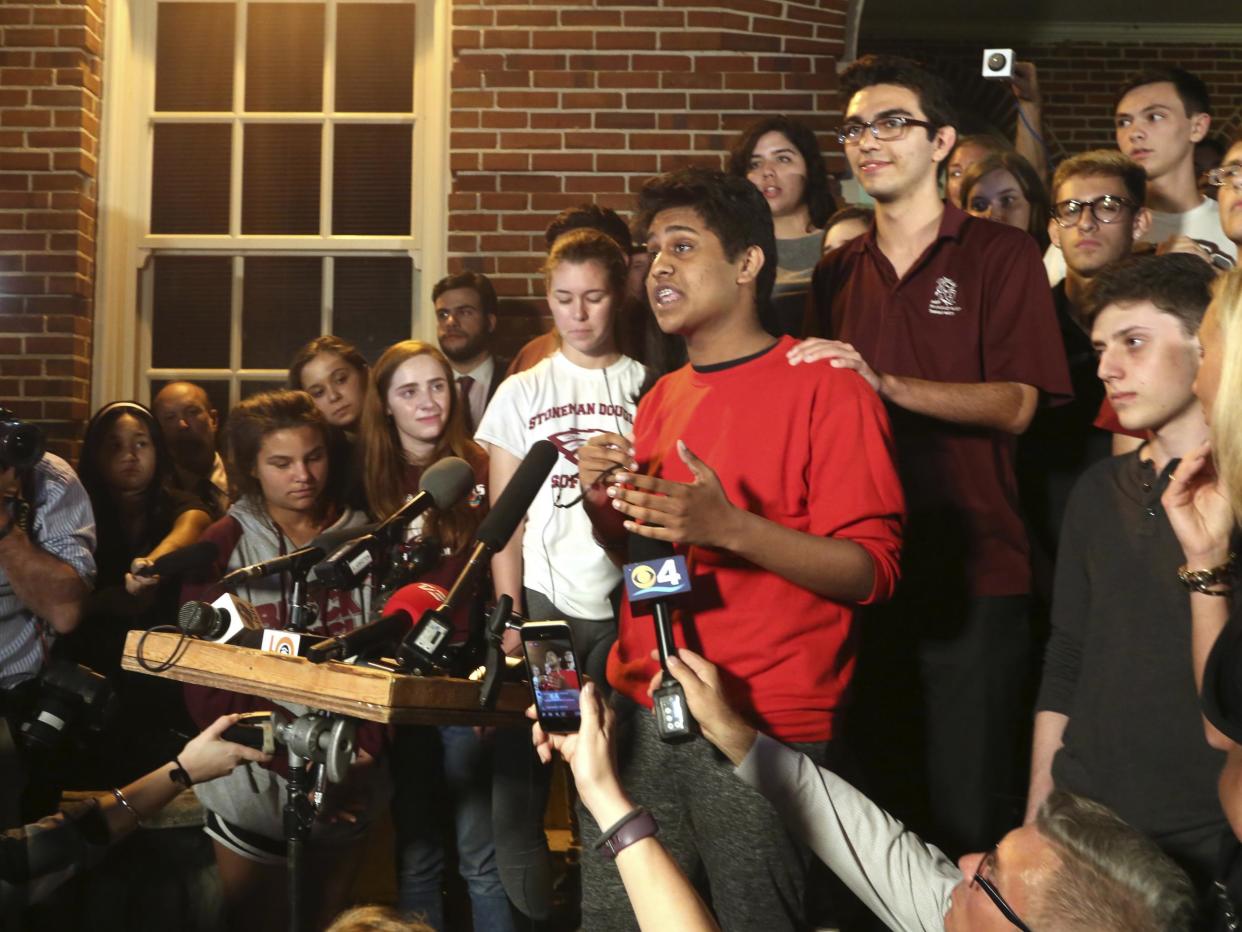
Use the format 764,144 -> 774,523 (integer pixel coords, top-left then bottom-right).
169,757 -> 194,788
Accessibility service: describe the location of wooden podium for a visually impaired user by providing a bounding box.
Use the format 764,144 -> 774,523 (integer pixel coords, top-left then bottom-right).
121,629 -> 529,725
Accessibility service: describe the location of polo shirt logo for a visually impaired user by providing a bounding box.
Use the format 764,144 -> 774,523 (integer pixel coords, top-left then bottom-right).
928,276 -> 962,316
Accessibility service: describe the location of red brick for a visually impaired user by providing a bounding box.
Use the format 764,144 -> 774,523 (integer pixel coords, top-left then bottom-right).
599,72 -> 658,88
1,108 -> 52,127
632,54 -> 693,72
595,111 -> 656,130
499,174 -> 562,193
496,10 -> 557,26
499,131 -> 562,149
504,54 -> 567,70
626,92 -> 687,109
3,28 -> 57,47
481,110 -> 529,129
496,91 -> 560,109
629,132 -> 692,150
563,131 -> 626,150
0,67 -> 55,85
560,11 -> 621,27
529,152 -> 593,171
530,112 -> 591,130
483,30 -> 532,49
453,9 -> 493,26
595,33 -> 657,51
561,91 -> 623,108
481,152 -> 529,171
0,150 -> 49,170
662,72 -> 724,90
531,31 -> 594,50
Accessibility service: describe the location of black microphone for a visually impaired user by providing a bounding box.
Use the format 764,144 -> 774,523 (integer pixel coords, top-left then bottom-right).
219,522 -> 379,589
307,582 -> 449,664
178,594 -> 265,648
134,540 -> 219,578
400,440 -> 559,670
627,534 -> 697,743
219,545 -> 326,589
314,457 -> 475,590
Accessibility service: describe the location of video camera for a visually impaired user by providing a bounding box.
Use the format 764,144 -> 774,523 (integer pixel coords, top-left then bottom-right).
0,660 -> 116,752
0,407 -> 46,471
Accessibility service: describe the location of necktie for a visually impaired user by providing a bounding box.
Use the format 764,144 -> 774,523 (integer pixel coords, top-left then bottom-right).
457,375 -> 476,433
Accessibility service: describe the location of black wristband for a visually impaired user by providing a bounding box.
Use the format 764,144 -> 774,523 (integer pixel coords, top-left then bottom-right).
169,757 -> 194,788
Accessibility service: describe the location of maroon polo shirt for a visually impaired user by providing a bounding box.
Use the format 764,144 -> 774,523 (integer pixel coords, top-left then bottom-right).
807,204 -> 1071,597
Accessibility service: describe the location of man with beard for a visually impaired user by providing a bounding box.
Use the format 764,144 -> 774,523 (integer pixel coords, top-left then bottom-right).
432,271 -> 509,434
152,381 -> 229,519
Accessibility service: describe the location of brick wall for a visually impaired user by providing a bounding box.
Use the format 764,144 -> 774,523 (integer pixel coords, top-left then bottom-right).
865,37 -> 1242,166
447,0 -> 851,347
0,1 -> 102,457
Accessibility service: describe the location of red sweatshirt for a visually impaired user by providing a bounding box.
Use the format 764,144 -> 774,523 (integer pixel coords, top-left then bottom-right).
606,337 -> 905,743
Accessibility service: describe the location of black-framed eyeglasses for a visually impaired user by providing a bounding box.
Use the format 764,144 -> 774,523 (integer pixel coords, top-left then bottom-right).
971,848 -> 1033,932
1050,195 -> 1136,228
836,116 -> 937,145
1206,164 -> 1242,189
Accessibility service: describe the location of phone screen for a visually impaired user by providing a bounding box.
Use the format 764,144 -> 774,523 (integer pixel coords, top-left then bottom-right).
522,629 -> 582,733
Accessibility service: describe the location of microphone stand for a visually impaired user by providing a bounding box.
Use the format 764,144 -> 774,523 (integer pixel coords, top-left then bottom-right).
287,568 -> 317,633
478,596 -> 524,711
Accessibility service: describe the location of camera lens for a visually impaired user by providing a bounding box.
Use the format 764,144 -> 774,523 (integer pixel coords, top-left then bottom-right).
0,419 -> 46,470
987,52 -> 1008,72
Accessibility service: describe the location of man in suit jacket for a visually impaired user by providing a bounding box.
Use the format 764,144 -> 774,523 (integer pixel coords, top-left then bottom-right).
432,271 -> 510,433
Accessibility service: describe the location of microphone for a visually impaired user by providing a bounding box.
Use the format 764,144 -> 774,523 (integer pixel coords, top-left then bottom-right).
625,535 -> 697,743
134,540 -> 219,578
400,440 -> 558,670
219,545 -> 326,589
307,582 -> 449,664
220,522 -> 380,590
314,457 -> 475,590
178,593 -> 266,648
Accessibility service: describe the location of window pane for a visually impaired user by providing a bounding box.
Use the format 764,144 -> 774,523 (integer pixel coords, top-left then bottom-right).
246,3 -> 324,112
240,380 -> 289,401
152,256 -> 233,369
151,124 -> 231,234
333,257 -> 412,362
242,124 -> 321,234
333,124 -> 411,235
336,4 -> 415,113
241,256 -> 322,369
156,3 -> 234,111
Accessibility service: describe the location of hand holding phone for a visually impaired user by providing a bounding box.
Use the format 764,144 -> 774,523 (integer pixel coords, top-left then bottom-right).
521,621 -> 583,733
529,680 -> 633,827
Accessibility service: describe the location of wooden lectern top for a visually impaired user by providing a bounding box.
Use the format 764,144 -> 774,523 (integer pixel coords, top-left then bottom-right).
121,630 -> 529,726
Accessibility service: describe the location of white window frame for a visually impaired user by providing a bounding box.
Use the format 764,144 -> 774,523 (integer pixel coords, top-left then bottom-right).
93,0 -> 450,408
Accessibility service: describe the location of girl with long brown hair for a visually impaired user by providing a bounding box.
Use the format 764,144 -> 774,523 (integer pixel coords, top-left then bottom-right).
360,340 -> 507,931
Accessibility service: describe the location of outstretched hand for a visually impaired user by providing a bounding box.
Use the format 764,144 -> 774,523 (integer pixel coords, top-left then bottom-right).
1163,440 -> 1234,567
648,649 -> 757,766
608,440 -> 740,548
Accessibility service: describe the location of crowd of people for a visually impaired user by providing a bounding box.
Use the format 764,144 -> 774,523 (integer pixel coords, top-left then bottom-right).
3,50 -> 1242,931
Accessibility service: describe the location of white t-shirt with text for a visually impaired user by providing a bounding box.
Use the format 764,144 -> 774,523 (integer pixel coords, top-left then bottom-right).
475,351 -> 647,620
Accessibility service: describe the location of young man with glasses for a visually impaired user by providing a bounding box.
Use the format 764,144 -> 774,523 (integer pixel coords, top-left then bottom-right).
1027,253 -> 1227,893
1019,151 -> 1153,579
1212,136 -> 1242,248
799,54 -> 1071,858
1046,67 -> 1236,284
432,271 -> 508,433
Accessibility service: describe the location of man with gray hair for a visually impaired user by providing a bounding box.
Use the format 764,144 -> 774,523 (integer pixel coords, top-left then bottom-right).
660,647 -> 1196,932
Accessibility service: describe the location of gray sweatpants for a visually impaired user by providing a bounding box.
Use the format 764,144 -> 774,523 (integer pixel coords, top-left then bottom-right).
579,695 -> 826,931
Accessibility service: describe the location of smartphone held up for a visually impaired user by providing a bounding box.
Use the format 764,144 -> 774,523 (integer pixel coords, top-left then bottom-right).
521,621 -> 583,733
